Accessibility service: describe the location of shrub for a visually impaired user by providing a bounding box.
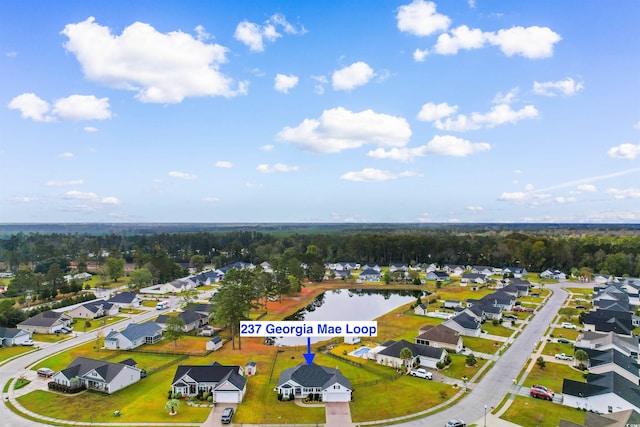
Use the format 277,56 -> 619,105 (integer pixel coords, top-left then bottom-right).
207,396 -> 213,402
436,361 -> 445,369
167,390 -> 172,399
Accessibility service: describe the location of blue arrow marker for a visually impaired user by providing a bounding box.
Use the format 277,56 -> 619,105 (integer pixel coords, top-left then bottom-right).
303,337 -> 315,365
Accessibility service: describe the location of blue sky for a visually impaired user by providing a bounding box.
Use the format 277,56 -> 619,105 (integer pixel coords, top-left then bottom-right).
1,0 -> 639,223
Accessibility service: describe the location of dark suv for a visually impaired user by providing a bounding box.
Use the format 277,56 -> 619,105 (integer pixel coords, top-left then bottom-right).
221,407 -> 234,424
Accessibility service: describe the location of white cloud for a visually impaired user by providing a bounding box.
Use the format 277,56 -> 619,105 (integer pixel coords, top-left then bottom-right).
608,143 -> 640,160
9,196 -> 36,203
553,196 -> 576,204
62,17 -> 245,103
311,75 -> 328,94
533,78 -> 584,96
256,163 -> 299,173
577,184 -> 597,192
340,168 -> 419,182
514,169 -> 523,174
634,121 -> 640,130
277,107 -> 412,154
434,25 -> 487,55
606,188 -> 640,200
45,179 -> 83,187
215,161 -> 233,168
413,48 -> 429,62
396,0 -> 450,36
58,152 -> 74,159
498,192 -> 527,201
488,26 -> 561,59
525,183 -> 535,191
8,93 -> 52,122
417,102 -> 458,121
101,196 -> 122,205
260,144 -> 274,151
83,126 -> 98,132
202,197 -> 221,203
52,95 -> 112,121
168,171 -> 197,180
6,51 -> 17,58
274,74 -> 299,93
332,62 -> 375,91
65,190 -> 98,200
466,206 -> 484,211
435,103 -> 538,131
234,14 -> 304,52
423,135 -> 491,156
368,135 -> 489,161
493,88 -> 519,105
194,25 -> 212,41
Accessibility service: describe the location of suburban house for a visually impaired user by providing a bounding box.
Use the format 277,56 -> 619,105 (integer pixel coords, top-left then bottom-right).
215,261 -> 255,277
52,356 -> 142,394
107,292 -> 142,309
104,321 -> 163,350
414,304 -> 428,316
375,339 -> 446,369
561,371 -> 640,414
443,300 -> 463,310
540,269 -> 567,280
559,409 -> 640,427
426,271 -> 450,281
160,278 -> 195,294
582,347 -> 640,384
442,312 -> 482,337
575,331 -> 639,361
502,266 -> 527,278
156,310 -> 209,332
171,362 -> 247,403
443,265 -> 466,277
479,291 -> 516,311
17,311 -> 72,334
276,363 -> 352,402
471,266 -> 495,276
358,268 -> 381,282
415,324 -> 463,353
460,273 -> 488,285
582,310 -> 633,336
389,264 -> 408,273
67,301 -> 119,319
0,327 -> 32,346
362,264 -> 381,272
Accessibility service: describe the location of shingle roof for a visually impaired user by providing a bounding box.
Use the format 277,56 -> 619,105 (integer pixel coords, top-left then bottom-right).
277,363 -> 351,390
378,339 -> 445,359
60,357 -> 131,383
0,327 -> 28,338
448,312 -> 481,330
18,310 -> 68,327
119,321 -> 162,341
584,348 -> 640,377
171,364 -> 246,390
107,292 -> 139,304
80,301 -> 115,314
415,325 -> 460,345
562,371 -> 640,406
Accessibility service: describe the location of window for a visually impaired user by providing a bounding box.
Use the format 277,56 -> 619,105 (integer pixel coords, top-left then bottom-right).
608,406 -> 612,413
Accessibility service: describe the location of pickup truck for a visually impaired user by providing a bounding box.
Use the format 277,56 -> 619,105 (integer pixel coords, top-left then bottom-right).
410,368 -> 433,380
555,353 -> 573,361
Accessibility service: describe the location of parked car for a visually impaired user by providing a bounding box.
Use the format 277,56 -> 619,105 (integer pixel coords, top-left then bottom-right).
513,306 -> 534,313
530,387 -> 554,400
555,353 -> 573,361
221,407 -> 234,424
504,314 -> 518,321
575,305 -> 585,309
59,327 -> 72,334
445,419 -> 466,427
410,368 -> 433,380
532,384 -> 554,395
21,339 -> 35,346
561,322 -> 577,329
557,338 -> 571,344
37,368 -> 55,378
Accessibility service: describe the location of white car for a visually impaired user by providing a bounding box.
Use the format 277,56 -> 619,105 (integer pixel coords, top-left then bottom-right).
410,368 -> 433,380
561,322 -> 576,329
555,353 -> 573,361
21,339 -> 35,346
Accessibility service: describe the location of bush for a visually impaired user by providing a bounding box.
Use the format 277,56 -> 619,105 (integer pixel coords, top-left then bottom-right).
167,390 -> 172,399
436,361 -> 445,369
207,395 -> 213,402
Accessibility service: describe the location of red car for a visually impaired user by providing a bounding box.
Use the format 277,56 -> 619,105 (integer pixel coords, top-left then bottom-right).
530,387 -> 553,400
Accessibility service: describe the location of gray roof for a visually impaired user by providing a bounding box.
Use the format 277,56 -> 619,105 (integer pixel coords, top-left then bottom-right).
172,364 -> 246,390
80,300 -> 115,314
562,371 -> 640,406
277,363 -> 351,390
378,339 -> 445,360
18,310 -> 68,327
449,312 -> 481,330
0,327 -> 28,338
119,321 -> 162,341
107,292 -> 139,304
60,357 -> 131,383
584,348 -> 640,377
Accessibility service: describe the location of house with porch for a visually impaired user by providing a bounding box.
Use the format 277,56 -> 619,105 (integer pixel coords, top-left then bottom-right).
460,273 -> 488,286
358,268 -> 381,282
52,357 -> 141,394
415,324 -> 463,353
426,271 -> 450,282
375,339 -> 446,369
104,321 -> 163,350
171,362 -> 246,403
156,310 -> 209,332
275,363 -> 352,402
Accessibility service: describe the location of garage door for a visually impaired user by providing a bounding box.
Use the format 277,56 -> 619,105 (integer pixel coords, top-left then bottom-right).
215,391 -> 240,403
323,392 -> 351,402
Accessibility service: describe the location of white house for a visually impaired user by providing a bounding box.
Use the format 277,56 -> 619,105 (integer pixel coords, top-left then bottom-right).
67,301 -> 119,319
0,327 -> 32,346
276,363 -> 352,402
107,292 -> 142,309
171,363 -> 246,403
52,357 -> 141,394
104,321 -> 163,350
562,371 -> 640,414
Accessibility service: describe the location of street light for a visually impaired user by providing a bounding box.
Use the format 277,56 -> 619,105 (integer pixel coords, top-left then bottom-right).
484,404 -> 487,427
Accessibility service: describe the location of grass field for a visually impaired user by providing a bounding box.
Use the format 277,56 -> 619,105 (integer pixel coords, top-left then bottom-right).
501,395 -> 586,427
481,322 -> 515,337
522,362 -> 585,392
463,336 -> 502,354
542,342 -> 574,357
550,328 -> 580,340
72,316 -> 126,332
438,354 -> 488,382
0,345 -> 33,363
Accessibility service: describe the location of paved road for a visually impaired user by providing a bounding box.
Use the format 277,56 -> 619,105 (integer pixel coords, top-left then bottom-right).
393,283 -> 570,427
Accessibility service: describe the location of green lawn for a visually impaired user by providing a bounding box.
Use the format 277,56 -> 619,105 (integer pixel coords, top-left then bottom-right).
550,328 -> 580,340
522,362 -> 585,392
438,354 -> 488,382
542,342 -> 575,357
481,322 -> 515,337
72,315 -> 127,332
501,396 -> 586,427
0,345 -> 33,363
463,336 -> 502,354
564,287 -> 594,295
32,333 -> 68,343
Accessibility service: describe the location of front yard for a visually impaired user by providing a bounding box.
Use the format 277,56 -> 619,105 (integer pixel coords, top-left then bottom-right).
0,345 -> 34,364
501,395 -> 586,427
522,362 -> 585,392
463,336 -> 502,354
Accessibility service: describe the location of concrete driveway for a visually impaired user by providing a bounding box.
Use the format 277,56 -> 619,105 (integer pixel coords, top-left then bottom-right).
325,402 -> 353,427
202,403 -> 237,427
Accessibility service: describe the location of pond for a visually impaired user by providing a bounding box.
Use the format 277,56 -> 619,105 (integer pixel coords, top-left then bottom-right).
273,288 -> 425,346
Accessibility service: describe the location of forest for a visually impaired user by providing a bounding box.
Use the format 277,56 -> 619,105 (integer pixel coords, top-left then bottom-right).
1,224 -> 639,278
